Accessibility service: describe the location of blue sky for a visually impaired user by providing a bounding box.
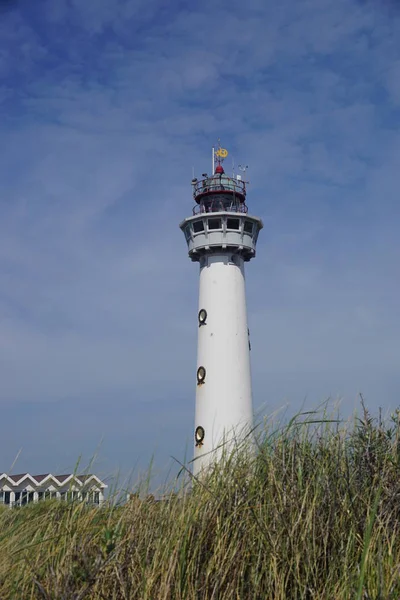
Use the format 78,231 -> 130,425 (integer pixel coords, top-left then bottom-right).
1,0 -> 400,485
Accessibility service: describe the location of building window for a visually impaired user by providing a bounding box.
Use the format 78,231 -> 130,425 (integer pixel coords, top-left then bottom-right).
21,492 -> 33,505
93,492 -> 100,505
0,491 -> 10,505
244,221 -> 253,234
193,221 -> 204,233
226,218 -> 240,230
43,490 -> 57,500
208,218 -> 221,230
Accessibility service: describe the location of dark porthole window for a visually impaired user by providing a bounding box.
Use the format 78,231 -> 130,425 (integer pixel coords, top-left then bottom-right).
227,218 -> 240,230
244,221 -> 253,234
197,366 -> 206,384
198,309 -> 207,326
208,218 -> 221,230
193,220 -> 205,233
195,426 -> 205,446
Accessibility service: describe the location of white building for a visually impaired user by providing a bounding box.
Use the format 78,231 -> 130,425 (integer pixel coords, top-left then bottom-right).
0,473 -> 107,507
180,143 -> 263,475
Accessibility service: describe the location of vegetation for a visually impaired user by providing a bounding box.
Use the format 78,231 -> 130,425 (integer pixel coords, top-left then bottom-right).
2,402 -> 400,599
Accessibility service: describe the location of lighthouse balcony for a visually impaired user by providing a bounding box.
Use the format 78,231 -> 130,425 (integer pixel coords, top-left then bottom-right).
192,200 -> 248,216
179,212 -> 263,262
192,175 -> 246,205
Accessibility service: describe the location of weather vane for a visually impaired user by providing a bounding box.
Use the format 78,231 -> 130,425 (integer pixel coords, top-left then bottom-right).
212,139 -> 228,174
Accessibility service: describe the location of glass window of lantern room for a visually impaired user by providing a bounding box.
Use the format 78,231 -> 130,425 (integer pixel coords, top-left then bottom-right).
226,218 -> 240,230
184,225 -> 192,241
193,221 -> 204,234
208,218 -> 221,230
244,221 -> 253,234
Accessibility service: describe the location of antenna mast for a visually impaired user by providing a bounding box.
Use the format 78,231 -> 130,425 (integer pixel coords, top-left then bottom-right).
238,164 -> 249,181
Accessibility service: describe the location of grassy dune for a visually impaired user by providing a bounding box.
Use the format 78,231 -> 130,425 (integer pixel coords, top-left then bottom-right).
1,403 -> 400,599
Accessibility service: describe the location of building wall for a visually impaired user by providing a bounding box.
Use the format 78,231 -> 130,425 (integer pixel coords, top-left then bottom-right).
0,475 -> 106,507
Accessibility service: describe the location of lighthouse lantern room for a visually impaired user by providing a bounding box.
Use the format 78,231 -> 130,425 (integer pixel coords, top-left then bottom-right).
180,142 -> 263,475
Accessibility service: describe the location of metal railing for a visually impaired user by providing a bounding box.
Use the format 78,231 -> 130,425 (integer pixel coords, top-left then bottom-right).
192,202 -> 248,215
192,177 -> 246,199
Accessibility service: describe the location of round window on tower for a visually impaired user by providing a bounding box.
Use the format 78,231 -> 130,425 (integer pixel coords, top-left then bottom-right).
198,309 -> 207,326
197,366 -> 206,385
195,426 -> 205,447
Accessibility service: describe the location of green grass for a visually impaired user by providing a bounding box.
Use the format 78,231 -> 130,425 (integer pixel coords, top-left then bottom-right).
2,402 -> 400,599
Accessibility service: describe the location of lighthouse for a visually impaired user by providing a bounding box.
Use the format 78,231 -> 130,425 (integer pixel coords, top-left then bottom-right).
180,142 -> 263,475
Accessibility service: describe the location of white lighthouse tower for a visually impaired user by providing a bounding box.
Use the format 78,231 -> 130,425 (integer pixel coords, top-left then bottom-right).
180,142 -> 263,475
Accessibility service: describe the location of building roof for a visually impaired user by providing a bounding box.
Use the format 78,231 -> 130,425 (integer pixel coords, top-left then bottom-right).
0,473 -> 107,488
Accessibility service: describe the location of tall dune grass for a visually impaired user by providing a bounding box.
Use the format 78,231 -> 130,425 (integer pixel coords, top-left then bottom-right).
2,402 -> 400,599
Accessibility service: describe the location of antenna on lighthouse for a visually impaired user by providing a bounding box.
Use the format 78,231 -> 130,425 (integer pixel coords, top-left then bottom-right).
237,163 -> 249,182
